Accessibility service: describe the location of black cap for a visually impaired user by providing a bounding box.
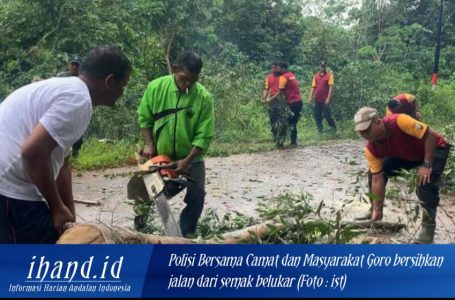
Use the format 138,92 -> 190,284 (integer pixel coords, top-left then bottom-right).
387,99 -> 400,110
69,55 -> 81,65
320,60 -> 327,66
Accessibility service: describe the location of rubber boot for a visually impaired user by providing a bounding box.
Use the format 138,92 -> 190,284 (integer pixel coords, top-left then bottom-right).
413,209 -> 436,244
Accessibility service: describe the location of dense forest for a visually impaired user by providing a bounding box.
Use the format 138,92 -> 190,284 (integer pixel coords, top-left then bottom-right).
1,0 -> 454,143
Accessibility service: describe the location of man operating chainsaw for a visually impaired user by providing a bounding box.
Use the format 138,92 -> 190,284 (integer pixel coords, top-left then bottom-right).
137,51 -> 215,237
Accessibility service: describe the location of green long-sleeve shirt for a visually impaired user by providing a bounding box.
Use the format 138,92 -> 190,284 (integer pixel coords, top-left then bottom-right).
137,75 -> 215,161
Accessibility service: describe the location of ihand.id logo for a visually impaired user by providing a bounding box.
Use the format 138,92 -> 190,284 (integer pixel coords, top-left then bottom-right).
27,255 -> 124,282
8,255 -> 131,293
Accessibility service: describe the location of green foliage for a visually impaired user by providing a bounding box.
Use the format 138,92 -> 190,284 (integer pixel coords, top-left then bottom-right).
417,81 -> 455,126
215,0 -> 304,63
333,60 -> 413,120
442,124 -> 455,193
72,139 -> 136,170
197,209 -> 257,238
196,192 -> 358,244
202,49 -> 270,142
299,16 -> 354,69
1,0 -> 455,170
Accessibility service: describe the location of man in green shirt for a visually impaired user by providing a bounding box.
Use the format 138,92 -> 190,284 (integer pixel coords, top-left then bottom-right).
137,51 -> 215,237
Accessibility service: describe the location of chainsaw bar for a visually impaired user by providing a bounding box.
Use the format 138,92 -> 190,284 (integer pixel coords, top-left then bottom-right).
142,173 -> 183,237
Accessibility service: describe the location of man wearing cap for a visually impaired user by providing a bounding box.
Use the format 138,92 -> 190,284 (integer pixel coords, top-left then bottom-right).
354,107 -> 451,243
308,61 -> 336,133
386,93 -> 422,120
58,55 -> 81,77
58,55 -> 83,156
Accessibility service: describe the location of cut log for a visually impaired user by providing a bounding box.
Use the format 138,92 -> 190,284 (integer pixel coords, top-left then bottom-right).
57,223 -> 195,244
57,219 -> 407,244
341,220 -> 406,233
57,221 -> 284,244
207,222 -> 284,244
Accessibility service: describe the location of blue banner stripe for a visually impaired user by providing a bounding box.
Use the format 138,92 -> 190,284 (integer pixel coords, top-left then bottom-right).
0,245 -> 454,298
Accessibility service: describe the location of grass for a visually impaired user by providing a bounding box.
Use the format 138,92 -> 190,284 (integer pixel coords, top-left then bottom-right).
71,139 -> 137,170
71,119 -> 361,170
76,114 -> 451,172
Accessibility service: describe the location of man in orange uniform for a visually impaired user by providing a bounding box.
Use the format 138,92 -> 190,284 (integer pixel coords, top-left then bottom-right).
262,62 -> 287,147
386,93 -> 422,120
308,61 -> 336,133
277,62 -> 303,147
354,107 -> 451,243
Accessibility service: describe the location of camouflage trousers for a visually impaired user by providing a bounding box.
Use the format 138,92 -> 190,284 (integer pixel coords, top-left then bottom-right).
268,95 -> 290,146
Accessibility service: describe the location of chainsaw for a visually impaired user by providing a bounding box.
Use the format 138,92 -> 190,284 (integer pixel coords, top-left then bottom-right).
127,153 -> 193,237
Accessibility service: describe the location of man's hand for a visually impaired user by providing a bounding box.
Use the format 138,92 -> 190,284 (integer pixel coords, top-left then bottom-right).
51,204 -> 75,236
264,96 -> 276,103
324,99 -> 330,106
173,159 -> 191,174
416,111 -> 422,120
418,166 -> 432,186
143,144 -> 157,159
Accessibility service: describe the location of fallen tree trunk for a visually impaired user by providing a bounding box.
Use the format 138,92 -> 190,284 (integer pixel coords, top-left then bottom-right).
57,221 -> 283,244
207,222 -> 285,244
57,223 -> 195,244
57,220 -> 406,244
341,220 -> 406,233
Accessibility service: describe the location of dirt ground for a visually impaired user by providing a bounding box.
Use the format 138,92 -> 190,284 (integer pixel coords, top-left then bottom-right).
72,140 -> 455,244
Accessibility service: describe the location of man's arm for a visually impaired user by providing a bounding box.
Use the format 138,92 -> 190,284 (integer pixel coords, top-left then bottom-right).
396,114 -> 437,186
262,77 -> 270,101
418,128 -> 438,186
56,156 -> 75,218
371,173 -> 386,221
326,85 -> 333,105
365,147 -> 385,220
413,98 -> 422,120
140,127 -> 157,158
138,85 -> 157,158
308,87 -> 315,103
308,76 -> 316,103
21,123 -> 75,236
174,146 -> 203,174
262,88 -> 269,101
266,90 -> 282,102
325,73 -> 334,105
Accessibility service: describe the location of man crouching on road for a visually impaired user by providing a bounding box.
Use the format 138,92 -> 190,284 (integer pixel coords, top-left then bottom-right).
354,107 -> 451,243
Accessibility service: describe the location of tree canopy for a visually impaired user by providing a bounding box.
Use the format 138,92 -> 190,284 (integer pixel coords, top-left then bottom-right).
1,0 -> 454,140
